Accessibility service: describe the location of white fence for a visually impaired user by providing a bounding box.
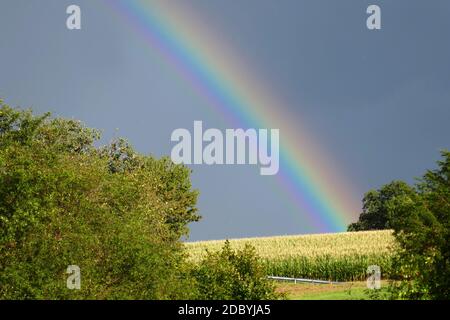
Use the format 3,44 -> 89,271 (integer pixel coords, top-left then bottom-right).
267,275 -> 342,285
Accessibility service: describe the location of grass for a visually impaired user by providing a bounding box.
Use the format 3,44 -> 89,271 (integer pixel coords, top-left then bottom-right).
275,281 -> 389,300
186,230 -> 396,282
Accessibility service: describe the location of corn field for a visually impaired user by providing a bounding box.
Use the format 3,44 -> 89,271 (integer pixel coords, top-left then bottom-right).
186,230 -> 396,282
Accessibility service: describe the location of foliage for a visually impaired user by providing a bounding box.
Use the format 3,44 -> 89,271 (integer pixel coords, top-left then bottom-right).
191,241 -> 280,300
0,101 -> 199,299
187,230 -> 395,282
348,181 -> 416,231
388,151 -> 450,300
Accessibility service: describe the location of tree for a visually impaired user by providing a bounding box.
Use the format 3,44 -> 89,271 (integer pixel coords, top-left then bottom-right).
0,101 -> 199,299
388,151 -> 450,299
348,181 -> 416,231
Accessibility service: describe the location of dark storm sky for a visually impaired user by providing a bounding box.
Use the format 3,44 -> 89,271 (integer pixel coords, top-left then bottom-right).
0,0 -> 449,240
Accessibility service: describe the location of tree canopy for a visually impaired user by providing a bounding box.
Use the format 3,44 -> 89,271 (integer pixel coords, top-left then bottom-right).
0,101 -> 200,298
388,151 -> 450,299
348,181 -> 416,231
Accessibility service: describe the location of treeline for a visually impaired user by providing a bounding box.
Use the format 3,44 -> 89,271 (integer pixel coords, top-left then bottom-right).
0,101 -> 277,300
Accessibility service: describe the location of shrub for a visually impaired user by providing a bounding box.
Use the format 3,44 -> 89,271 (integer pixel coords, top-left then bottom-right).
192,241 -> 280,300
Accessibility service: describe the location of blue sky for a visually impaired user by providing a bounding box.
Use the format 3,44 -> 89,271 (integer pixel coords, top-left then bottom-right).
1,0 -> 449,240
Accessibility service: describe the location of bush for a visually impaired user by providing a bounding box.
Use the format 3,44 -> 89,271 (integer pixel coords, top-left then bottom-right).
192,241 -> 280,300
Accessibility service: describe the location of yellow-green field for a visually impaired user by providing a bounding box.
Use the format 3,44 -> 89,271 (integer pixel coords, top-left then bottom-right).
186,230 -> 396,282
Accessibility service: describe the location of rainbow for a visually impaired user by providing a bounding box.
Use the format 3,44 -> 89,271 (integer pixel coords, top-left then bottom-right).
103,0 -> 359,232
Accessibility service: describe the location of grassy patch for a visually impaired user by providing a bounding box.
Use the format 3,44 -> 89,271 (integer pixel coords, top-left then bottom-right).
275,281 -> 389,300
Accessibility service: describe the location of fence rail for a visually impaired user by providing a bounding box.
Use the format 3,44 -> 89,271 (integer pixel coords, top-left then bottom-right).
267,275 -> 343,285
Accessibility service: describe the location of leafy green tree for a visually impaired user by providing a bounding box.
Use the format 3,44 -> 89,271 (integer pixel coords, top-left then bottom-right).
99,138 -> 200,238
0,101 -> 199,299
192,241 -> 281,300
388,151 -> 450,299
348,181 -> 416,231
